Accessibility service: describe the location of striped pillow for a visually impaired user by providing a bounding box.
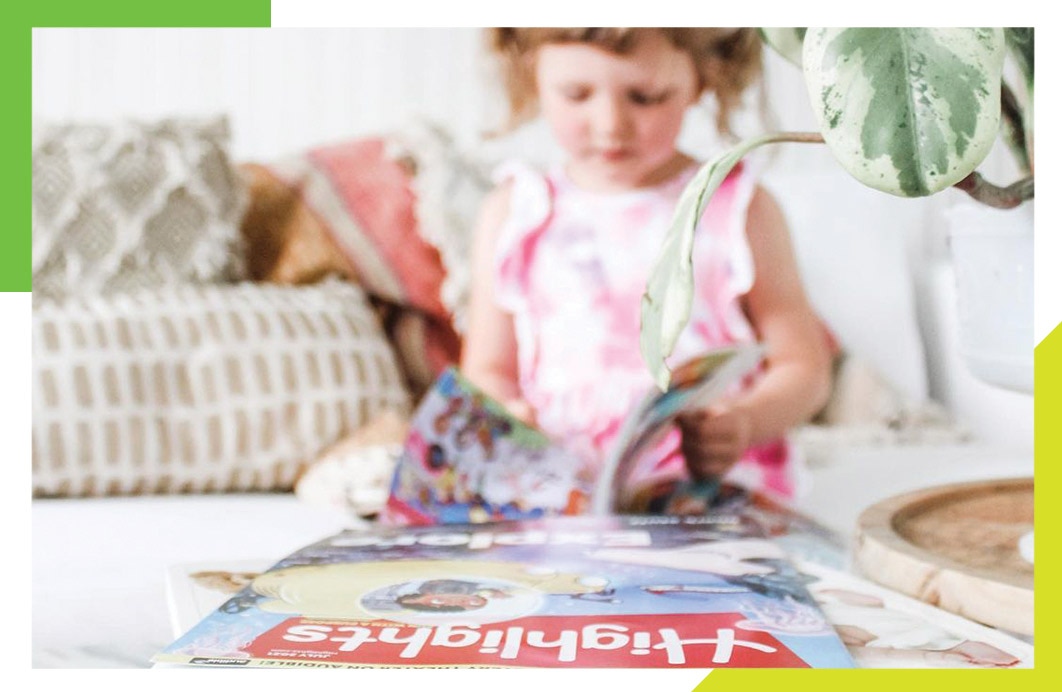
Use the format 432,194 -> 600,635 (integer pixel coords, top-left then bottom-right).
32,280 -> 410,497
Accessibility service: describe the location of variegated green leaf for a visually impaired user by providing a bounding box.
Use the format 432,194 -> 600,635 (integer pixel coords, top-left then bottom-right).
803,28 -> 1005,197
641,135 -> 792,390
760,28 -> 806,68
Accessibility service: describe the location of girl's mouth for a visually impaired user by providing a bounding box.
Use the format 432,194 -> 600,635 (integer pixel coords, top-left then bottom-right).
599,148 -> 632,162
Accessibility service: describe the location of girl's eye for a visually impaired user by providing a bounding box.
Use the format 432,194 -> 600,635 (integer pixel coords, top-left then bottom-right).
562,86 -> 591,102
629,90 -> 672,106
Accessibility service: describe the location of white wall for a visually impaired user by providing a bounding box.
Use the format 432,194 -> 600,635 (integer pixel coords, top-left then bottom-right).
31,27 -> 1033,450
32,28 -> 494,160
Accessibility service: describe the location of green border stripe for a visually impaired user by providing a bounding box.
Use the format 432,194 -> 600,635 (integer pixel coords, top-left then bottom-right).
27,0 -> 269,27
9,0 -> 271,293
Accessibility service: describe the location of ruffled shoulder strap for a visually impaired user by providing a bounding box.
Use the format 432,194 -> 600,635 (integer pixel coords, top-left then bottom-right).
694,160 -> 759,298
490,160 -> 555,312
669,160 -> 762,353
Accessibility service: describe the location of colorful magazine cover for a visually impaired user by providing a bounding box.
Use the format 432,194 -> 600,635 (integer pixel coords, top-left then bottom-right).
383,345 -> 764,526
154,515 -> 855,668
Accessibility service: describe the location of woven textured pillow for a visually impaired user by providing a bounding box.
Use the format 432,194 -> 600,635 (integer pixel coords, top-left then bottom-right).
32,115 -> 247,304
238,136 -> 467,398
32,280 -> 410,497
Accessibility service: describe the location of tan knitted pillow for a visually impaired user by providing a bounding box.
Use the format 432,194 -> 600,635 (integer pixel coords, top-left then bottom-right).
32,115 -> 247,304
32,280 -> 411,497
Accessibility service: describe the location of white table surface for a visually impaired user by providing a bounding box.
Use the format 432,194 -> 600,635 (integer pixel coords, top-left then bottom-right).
31,493 -> 357,668
794,442 -> 1034,544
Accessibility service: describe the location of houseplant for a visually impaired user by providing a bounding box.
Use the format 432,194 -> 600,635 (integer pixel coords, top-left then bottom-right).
640,28 -> 1035,390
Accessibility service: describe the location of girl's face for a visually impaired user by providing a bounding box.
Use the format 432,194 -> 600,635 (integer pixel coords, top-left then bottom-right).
534,32 -> 700,191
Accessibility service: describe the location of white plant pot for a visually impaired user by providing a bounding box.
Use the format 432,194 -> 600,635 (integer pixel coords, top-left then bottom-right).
947,200 -> 1034,394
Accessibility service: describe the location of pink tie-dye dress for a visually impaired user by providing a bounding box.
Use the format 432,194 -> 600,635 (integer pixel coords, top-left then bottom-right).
492,160 -> 801,501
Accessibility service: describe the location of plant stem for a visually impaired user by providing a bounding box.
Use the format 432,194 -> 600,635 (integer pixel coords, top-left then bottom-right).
766,132 -> 826,145
1000,80 -> 1031,173
953,172 -> 1034,209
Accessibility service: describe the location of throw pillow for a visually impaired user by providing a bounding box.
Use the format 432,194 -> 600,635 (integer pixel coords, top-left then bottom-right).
32,115 -> 247,304
386,120 -> 494,334
294,409 -> 410,518
794,354 -> 972,467
238,136 -> 466,397
32,280 -> 411,497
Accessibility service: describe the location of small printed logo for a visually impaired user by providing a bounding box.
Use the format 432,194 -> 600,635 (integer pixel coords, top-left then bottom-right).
189,657 -> 250,666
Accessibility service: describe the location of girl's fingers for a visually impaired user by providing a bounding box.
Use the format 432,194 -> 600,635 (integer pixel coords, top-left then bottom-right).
678,404 -> 751,480
675,410 -> 708,430
684,425 -> 740,450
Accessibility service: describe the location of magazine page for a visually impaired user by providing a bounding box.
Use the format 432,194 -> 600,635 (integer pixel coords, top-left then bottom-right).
795,560 -> 1033,668
591,344 -> 765,515
383,368 -> 590,526
154,515 -> 854,669
163,489 -> 851,640
166,559 -> 272,639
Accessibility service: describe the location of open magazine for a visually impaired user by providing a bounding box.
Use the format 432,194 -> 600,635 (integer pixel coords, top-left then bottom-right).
155,515 -> 854,668
383,344 -> 764,526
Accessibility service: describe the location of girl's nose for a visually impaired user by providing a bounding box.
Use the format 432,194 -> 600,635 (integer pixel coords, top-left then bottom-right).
593,95 -> 632,139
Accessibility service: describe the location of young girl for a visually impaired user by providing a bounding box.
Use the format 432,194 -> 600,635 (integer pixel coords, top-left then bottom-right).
461,28 -> 832,506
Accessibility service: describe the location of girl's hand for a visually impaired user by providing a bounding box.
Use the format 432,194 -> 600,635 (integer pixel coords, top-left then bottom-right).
676,405 -> 751,480
503,399 -> 537,427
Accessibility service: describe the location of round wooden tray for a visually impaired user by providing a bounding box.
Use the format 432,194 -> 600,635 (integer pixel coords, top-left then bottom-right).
855,477 -> 1033,635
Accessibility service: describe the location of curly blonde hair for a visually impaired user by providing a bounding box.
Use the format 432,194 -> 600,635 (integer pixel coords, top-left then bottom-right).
486,28 -> 763,137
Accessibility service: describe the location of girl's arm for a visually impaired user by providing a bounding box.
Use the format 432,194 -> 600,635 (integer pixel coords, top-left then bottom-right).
459,183 -> 533,420
679,186 -> 832,478
734,184 -> 833,443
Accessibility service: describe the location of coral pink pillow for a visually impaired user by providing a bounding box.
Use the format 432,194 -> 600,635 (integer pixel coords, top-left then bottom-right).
239,138 -> 461,396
